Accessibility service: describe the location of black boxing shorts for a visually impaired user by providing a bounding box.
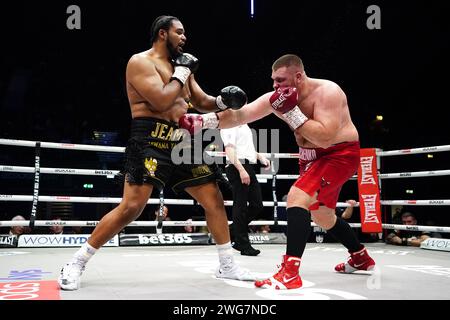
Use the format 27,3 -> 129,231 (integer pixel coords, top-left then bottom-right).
124,117 -> 219,193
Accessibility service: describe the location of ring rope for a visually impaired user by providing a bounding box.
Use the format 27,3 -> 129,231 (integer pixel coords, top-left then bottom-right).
2,165 -> 450,180
1,220 -> 449,234
2,138 -> 450,158
0,138 -> 125,153
1,195 -> 449,207
377,145 -> 450,157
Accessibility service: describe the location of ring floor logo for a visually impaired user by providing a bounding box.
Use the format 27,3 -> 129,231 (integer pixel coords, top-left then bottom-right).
0,270 -> 60,300
177,260 -> 367,300
18,234 -> 118,247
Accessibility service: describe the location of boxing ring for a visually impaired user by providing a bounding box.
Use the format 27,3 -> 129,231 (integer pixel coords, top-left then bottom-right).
1,138 -> 450,301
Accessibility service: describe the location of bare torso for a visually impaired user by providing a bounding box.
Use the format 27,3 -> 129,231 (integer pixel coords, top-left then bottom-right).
285,78 -> 359,148
126,50 -> 191,122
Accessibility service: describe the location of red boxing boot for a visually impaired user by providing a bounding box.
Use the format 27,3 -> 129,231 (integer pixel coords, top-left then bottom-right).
255,255 -> 303,290
335,246 -> 376,273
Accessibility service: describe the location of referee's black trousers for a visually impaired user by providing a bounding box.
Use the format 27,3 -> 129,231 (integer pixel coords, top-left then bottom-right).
225,163 -> 264,249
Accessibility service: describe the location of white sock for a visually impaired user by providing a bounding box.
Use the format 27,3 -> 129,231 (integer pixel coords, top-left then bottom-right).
71,241 -> 97,268
216,242 -> 234,271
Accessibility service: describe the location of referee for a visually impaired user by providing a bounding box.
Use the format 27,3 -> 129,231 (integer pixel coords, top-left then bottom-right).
220,124 -> 271,256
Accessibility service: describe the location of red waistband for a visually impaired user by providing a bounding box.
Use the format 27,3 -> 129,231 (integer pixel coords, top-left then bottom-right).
298,141 -> 360,160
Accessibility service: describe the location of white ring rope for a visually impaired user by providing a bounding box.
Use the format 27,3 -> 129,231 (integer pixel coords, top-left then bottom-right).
2,165 -> 450,180
0,165 -> 118,177
0,195 -> 194,205
377,145 -> 450,157
1,220 -> 279,227
1,138 -> 450,157
0,138 -> 125,153
1,195 -> 450,207
1,220 -> 448,234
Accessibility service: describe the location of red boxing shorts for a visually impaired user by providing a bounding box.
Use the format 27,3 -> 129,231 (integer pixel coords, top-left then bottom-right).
293,141 -> 360,210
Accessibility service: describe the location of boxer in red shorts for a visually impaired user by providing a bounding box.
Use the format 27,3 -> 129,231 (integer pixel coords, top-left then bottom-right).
180,54 -> 376,290
296,141 -> 360,211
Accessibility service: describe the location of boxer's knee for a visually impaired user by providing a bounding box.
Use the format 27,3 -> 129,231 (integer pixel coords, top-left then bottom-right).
203,200 -> 227,219
187,183 -> 227,219
119,200 -> 146,222
287,186 -> 317,209
311,208 -> 337,230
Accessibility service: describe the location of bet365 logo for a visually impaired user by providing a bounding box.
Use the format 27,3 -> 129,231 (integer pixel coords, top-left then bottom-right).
139,234 -> 193,245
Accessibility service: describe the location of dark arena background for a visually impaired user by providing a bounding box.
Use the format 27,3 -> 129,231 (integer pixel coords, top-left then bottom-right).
1,0 -> 450,308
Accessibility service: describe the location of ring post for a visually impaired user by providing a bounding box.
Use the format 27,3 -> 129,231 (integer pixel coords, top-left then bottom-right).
377,148 -> 386,240
271,156 -> 278,226
156,190 -> 164,234
29,141 -> 41,229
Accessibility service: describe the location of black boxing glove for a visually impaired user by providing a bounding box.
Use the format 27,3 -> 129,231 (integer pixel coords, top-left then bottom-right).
215,86 -> 248,110
171,53 -> 199,86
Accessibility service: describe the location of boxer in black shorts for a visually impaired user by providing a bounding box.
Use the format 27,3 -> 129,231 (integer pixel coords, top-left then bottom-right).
58,15 -> 254,291
124,117 -> 218,193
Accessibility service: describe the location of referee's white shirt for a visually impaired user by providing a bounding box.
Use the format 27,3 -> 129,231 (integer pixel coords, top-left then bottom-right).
220,124 -> 257,164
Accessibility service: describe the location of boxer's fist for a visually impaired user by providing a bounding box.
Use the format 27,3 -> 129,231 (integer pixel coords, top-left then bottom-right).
179,114 -> 203,135
174,53 -> 199,73
269,87 -> 298,113
171,53 -> 199,86
269,87 -> 308,129
216,86 -> 248,110
179,113 -> 219,135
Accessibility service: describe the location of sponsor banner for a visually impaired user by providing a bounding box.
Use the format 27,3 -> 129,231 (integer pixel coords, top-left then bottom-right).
420,238 -> 450,252
119,233 -> 210,246
210,232 -> 287,245
250,232 -> 287,244
0,235 -> 18,248
54,169 -> 76,174
94,170 -> 115,176
18,234 -> 118,248
0,280 -> 60,300
357,148 -> 382,233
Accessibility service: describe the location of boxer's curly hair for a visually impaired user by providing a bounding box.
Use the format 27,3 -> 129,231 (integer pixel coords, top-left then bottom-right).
150,15 -> 180,44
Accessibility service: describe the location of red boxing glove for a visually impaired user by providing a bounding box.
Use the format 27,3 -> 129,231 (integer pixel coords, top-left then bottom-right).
178,113 -> 219,135
178,114 -> 203,135
269,87 -> 298,113
269,87 -> 308,129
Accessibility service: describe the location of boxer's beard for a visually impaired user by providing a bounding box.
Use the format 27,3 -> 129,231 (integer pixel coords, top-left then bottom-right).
167,42 -> 181,59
